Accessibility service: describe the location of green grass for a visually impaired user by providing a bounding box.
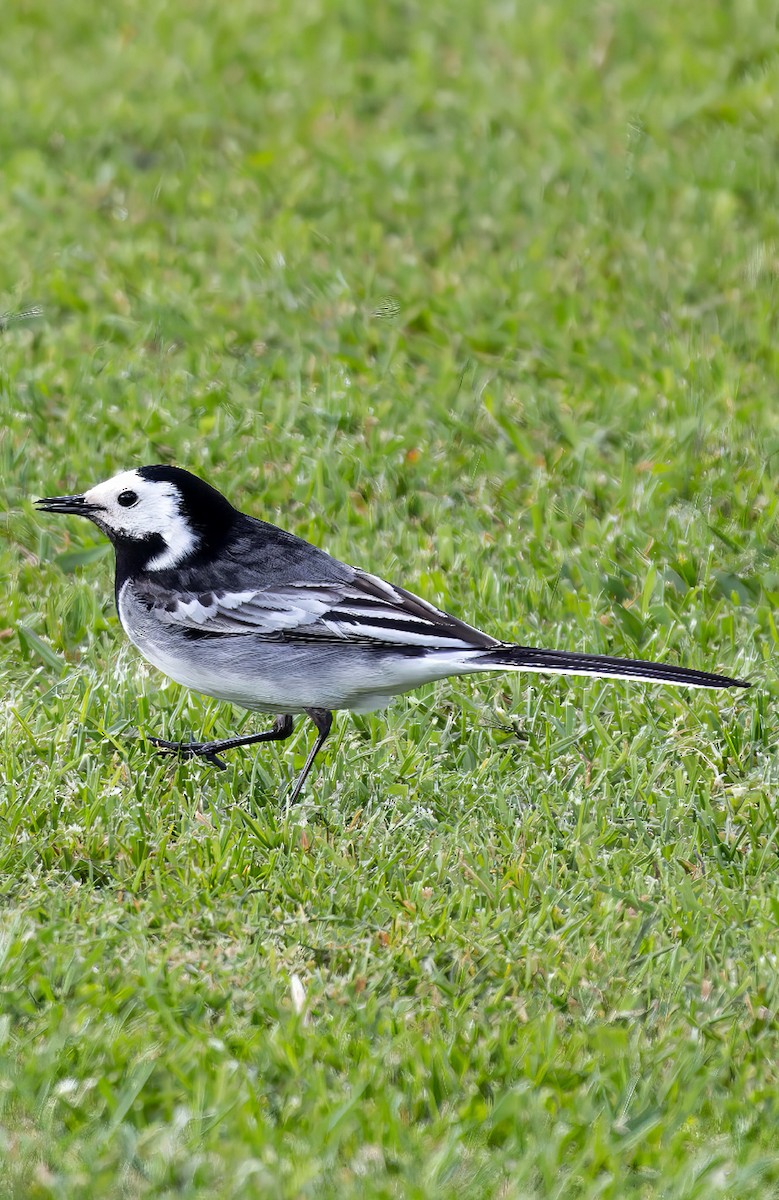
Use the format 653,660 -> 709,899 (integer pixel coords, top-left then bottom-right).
2,0 -> 779,1194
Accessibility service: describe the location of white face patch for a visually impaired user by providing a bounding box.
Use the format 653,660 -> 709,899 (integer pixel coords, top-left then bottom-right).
84,469 -> 198,570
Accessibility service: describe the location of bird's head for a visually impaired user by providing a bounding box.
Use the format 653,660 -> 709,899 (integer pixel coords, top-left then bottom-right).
36,465 -> 236,572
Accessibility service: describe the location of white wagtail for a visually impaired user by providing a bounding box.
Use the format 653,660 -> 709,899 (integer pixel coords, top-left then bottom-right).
36,466 -> 748,802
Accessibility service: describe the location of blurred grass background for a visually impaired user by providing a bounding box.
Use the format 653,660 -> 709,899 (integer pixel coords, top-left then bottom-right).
2,0 -> 779,1196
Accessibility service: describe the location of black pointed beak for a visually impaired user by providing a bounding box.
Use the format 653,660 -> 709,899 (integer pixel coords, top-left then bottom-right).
35,494 -> 93,516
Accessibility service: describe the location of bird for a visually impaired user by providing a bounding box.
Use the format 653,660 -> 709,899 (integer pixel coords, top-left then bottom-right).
36,465 -> 749,803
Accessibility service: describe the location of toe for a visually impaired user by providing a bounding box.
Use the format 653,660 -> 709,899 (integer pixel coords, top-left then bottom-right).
149,737 -> 179,753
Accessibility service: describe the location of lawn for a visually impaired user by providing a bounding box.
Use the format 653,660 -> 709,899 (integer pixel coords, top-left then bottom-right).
2,0 -> 779,1195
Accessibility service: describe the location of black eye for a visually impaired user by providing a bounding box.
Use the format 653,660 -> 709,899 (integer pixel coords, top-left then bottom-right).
117,490 -> 139,508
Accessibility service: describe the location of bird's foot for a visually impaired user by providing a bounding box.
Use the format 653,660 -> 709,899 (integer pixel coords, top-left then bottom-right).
148,736 -> 228,771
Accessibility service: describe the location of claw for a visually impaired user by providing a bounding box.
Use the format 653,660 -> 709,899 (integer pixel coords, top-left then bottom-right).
202,750 -> 228,771
148,736 -> 184,755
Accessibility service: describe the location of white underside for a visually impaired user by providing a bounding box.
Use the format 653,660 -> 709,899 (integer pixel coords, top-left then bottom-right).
122,639 -> 711,721
123,638 -> 498,713
132,649 -> 711,713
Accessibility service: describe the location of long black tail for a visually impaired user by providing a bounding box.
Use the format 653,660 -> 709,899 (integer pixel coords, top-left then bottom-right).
479,644 -> 749,690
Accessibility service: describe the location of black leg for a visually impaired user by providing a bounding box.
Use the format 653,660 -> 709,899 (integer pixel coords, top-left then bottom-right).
149,714 -> 295,771
288,709 -> 333,804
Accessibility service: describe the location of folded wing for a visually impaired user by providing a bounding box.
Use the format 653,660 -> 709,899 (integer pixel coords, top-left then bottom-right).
133,570 -> 497,650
